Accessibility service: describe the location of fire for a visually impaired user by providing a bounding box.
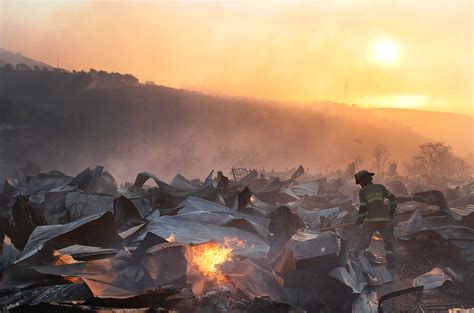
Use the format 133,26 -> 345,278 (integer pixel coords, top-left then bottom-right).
166,234 -> 176,242
190,241 -> 232,278
189,237 -> 245,279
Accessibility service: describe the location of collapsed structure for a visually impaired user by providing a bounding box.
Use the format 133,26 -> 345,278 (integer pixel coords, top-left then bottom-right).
0,164 -> 473,312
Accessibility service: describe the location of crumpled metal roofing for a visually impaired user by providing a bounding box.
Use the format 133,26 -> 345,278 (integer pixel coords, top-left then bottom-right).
18,212 -> 123,263
133,214 -> 270,259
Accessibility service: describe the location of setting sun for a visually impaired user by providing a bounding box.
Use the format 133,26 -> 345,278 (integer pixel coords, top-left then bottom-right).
370,39 -> 399,65
2,1 -> 471,116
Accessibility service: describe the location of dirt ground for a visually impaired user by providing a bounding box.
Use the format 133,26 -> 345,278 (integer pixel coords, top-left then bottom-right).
368,235 -> 474,312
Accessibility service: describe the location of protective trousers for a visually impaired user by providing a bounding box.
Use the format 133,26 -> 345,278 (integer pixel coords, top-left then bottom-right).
357,221 -> 394,253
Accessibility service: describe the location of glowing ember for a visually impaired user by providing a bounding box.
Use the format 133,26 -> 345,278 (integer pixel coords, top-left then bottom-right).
224,237 -> 245,248
166,234 -> 176,242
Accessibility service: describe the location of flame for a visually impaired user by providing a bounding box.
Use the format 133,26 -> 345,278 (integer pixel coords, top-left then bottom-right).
190,241 -> 232,278
166,234 -> 176,242
186,237 -> 247,295
188,237 -> 245,279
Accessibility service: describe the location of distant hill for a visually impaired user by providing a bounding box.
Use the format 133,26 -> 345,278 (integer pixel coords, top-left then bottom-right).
0,48 -> 53,69
311,103 -> 473,160
0,66 -> 471,181
366,108 -> 472,156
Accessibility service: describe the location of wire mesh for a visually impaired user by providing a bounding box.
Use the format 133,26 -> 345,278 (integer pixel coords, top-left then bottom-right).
378,286 -> 423,313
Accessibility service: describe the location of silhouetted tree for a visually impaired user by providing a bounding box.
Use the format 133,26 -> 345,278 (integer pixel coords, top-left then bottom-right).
405,142 -> 471,179
15,63 -> 31,71
372,144 -> 390,172
123,73 -> 138,84
217,146 -> 262,170
0,63 -> 13,71
352,154 -> 363,171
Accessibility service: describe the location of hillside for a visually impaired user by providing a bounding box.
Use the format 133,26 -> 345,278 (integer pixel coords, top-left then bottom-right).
0,48 -> 53,69
310,103 -> 473,162
367,108 -> 473,159
0,66 -> 471,181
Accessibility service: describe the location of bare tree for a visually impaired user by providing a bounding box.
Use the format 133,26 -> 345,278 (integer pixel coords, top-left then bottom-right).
181,136 -> 197,177
354,155 -> 363,170
372,144 -> 390,172
325,164 -> 331,175
217,146 -> 262,170
162,136 -> 199,178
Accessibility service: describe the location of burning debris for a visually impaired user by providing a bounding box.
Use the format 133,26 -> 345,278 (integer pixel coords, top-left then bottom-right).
0,164 -> 473,312
190,241 -> 232,278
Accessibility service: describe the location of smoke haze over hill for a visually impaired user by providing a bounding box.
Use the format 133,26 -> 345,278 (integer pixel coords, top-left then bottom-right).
0,67 -> 471,182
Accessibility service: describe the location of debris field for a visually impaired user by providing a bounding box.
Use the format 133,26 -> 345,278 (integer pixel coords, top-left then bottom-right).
0,164 -> 473,312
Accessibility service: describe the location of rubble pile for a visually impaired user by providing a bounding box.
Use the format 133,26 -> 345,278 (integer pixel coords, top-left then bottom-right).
0,165 -> 473,312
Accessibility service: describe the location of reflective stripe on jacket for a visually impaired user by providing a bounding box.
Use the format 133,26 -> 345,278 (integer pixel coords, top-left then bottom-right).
358,183 -> 397,222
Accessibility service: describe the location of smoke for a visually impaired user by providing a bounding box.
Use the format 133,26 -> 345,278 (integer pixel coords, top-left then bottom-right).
3,70 -> 460,183
1,1 -> 472,115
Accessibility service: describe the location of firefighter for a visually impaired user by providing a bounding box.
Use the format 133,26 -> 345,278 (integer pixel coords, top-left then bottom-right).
355,170 -> 397,265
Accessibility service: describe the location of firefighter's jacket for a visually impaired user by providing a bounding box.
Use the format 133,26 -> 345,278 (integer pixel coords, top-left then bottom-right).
358,183 -> 397,222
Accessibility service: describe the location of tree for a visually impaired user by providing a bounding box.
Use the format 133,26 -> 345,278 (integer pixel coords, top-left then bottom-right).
372,144 -> 390,172
406,142 -> 471,179
123,73 -> 139,84
162,136 -> 199,178
352,154 -> 363,171
217,146 -> 262,170
175,136 -> 198,177
15,63 -> 31,71
451,157 -> 470,180
0,63 -> 13,71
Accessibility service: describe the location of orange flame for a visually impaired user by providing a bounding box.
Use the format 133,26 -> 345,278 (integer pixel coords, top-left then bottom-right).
189,237 -> 245,279
190,241 -> 232,278
187,237 -> 247,295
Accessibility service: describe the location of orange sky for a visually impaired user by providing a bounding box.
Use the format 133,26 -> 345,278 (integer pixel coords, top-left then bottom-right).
1,0 -> 472,115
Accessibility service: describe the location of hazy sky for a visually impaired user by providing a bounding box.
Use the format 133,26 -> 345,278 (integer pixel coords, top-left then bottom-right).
1,0 -> 472,115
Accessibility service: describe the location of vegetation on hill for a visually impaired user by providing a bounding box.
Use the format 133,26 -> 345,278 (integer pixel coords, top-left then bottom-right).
0,65 -> 470,181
